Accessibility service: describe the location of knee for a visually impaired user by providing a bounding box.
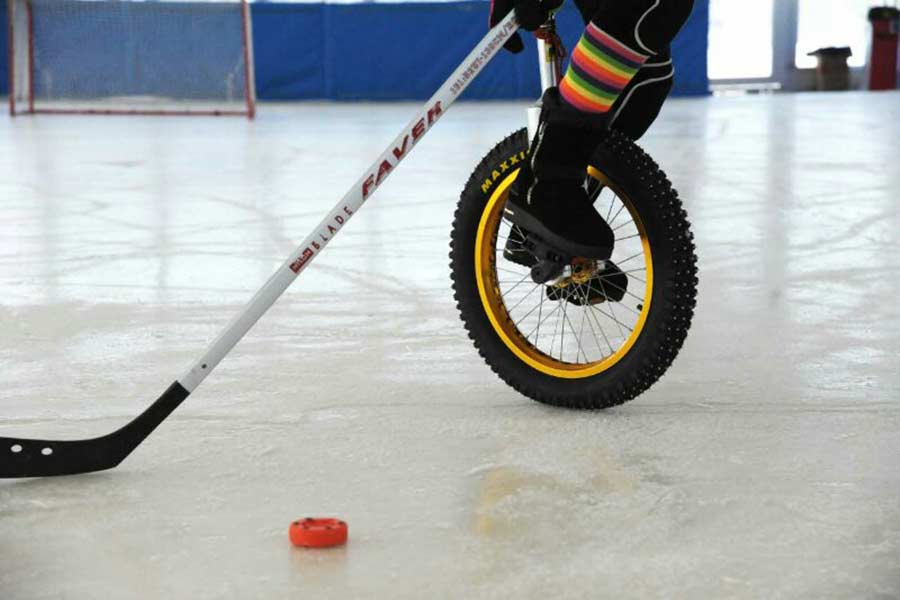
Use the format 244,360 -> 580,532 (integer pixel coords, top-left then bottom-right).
587,0 -> 695,56
638,0 -> 695,55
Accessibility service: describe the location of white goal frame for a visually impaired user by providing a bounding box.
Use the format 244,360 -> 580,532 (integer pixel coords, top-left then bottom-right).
6,0 -> 256,118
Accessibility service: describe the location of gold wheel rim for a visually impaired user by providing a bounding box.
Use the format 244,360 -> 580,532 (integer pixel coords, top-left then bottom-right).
474,167 -> 654,379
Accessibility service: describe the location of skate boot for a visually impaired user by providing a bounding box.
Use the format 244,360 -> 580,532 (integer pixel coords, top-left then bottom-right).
503,89 -> 614,280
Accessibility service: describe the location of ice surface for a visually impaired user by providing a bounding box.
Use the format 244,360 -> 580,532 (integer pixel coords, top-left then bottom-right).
1,94 -> 899,598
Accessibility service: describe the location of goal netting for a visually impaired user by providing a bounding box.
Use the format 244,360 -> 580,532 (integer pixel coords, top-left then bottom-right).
7,0 -> 255,116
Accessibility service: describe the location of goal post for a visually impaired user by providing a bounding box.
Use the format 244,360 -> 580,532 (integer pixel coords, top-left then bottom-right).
7,0 -> 256,117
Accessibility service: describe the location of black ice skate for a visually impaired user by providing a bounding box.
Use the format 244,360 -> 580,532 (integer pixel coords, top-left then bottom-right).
503,88 -> 614,273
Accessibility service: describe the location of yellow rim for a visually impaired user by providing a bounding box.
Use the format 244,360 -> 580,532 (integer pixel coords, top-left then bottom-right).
474,166 -> 654,379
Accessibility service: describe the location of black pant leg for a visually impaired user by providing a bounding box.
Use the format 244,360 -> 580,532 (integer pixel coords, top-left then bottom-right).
609,48 -> 675,140
570,1 -> 693,140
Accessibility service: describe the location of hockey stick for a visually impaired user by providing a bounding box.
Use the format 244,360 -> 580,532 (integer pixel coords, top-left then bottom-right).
0,14 -> 520,478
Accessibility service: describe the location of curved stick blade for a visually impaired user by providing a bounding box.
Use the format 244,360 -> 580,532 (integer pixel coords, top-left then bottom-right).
0,382 -> 189,478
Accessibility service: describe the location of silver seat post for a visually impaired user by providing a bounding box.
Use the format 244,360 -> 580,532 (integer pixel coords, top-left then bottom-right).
538,40 -> 561,92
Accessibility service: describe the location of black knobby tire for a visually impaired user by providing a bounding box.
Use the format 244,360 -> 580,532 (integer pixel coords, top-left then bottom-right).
449,128 -> 697,409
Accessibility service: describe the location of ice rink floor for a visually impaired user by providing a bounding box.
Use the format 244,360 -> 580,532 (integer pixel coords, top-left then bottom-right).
1,93 -> 899,599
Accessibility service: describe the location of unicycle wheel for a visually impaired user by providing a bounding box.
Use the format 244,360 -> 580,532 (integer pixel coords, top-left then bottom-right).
449,128 -> 697,409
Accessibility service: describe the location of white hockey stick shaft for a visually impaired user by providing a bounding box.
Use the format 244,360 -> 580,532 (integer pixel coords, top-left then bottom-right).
179,13 -> 520,392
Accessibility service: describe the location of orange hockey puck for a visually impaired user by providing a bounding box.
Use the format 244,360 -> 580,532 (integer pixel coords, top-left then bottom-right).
289,518 -> 348,548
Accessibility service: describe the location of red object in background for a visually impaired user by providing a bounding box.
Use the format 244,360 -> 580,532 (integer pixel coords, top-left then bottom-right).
868,7 -> 900,90
289,518 -> 348,548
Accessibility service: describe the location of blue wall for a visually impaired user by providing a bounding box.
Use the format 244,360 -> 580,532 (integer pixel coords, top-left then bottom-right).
251,0 -> 709,100
666,0 -> 710,96
1,1 -> 709,100
1,6 -> 7,97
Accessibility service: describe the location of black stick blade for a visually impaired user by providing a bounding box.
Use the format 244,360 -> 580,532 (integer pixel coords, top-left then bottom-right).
0,382 -> 190,478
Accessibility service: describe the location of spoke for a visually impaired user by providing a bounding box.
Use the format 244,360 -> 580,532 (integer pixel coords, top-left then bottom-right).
523,298 -> 564,339
497,266 -> 529,277
499,271 -> 533,297
596,270 -> 631,281
600,280 -> 626,340
606,195 -> 616,221
615,233 -> 641,242
498,245 -> 527,254
561,301 -> 588,363
609,299 -> 641,317
517,292 -> 556,329
577,302 -> 588,362
560,295 -> 570,361
611,219 -> 635,233
599,277 -> 647,305
534,285 -> 545,347
498,279 -> 531,285
616,251 -> 646,265
505,283 -> 543,314
607,202 -> 627,227
589,303 -> 634,335
549,287 -> 575,361
576,283 -> 615,355
497,223 -> 524,245
557,288 -> 577,361
549,297 -> 562,359
575,289 -> 604,359
593,274 -> 647,305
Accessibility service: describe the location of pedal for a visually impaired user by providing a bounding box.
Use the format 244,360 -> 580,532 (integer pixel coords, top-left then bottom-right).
546,260 -> 628,305
522,233 -> 571,284
530,260 -> 565,284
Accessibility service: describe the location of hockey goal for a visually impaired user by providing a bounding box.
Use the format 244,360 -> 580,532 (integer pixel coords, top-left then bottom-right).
6,0 -> 256,117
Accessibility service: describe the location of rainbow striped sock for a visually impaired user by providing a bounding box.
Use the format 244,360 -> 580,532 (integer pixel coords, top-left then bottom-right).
559,23 -> 650,114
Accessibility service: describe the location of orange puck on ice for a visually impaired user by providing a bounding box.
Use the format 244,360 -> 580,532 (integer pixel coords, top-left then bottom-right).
289,518 -> 348,548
